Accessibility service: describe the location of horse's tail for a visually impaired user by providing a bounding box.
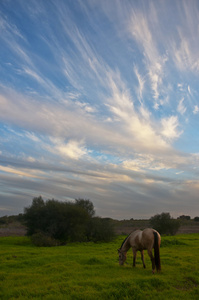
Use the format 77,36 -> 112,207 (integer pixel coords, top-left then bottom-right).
153,231 -> 161,272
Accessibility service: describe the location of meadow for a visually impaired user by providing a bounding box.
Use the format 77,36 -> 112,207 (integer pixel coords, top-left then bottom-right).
0,234 -> 199,299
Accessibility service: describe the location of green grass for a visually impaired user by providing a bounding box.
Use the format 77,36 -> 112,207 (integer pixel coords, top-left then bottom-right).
0,234 -> 199,299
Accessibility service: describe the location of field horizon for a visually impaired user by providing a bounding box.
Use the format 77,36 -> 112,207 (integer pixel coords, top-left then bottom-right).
1,217 -> 199,237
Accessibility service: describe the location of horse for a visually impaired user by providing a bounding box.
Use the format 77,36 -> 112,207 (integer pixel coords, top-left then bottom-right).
118,228 -> 161,273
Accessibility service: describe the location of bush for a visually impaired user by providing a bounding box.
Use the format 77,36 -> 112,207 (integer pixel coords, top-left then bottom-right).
150,212 -> 180,235
24,197 -> 115,245
87,217 -> 115,242
31,232 -> 61,247
0,216 -> 8,225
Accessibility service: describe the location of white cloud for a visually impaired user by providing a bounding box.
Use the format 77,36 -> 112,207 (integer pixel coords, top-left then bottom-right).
25,132 -> 41,143
178,83 -> 184,91
26,156 -> 36,163
75,101 -> 97,113
171,10 -> 199,74
0,165 -> 42,178
193,105 -> 199,114
106,71 -> 170,152
134,65 -> 145,102
122,152 -> 173,173
128,6 -> 167,103
188,85 -> 192,96
177,98 -> 186,115
53,139 -> 87,160
153,102 -> 159,110
173,33 -> 192,71
161,116 -> 182,140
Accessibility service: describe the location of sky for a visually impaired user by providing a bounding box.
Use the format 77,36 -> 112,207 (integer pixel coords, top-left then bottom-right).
0,0 -> 199,219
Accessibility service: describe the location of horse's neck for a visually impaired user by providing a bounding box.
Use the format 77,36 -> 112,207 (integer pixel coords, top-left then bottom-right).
121,236 -> 131,252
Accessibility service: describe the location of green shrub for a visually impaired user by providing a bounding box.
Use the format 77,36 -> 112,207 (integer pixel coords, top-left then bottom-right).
150,212 -> 180,235
87,217 -> 115,242
31,232 -> 60,247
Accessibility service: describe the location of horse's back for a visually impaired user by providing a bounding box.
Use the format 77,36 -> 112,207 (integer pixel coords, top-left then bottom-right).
142,228 -> 161,249
128,230 -> 142,248
128,228 -> 161,251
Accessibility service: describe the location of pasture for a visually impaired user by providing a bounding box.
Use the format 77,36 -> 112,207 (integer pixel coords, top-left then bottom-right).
0,234 -> 199,299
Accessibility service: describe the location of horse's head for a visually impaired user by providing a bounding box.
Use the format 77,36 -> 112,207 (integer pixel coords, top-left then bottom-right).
118,249 -> 127,265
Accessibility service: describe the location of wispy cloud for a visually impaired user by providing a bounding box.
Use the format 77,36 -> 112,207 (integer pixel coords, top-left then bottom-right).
106,70 -> 171,152
177,98 -> 187,115
0,165 -> 42,179
128,5 -> 167,102
172,30 -> 199,72
169,1 -> 199,73
134,65 -> 145,103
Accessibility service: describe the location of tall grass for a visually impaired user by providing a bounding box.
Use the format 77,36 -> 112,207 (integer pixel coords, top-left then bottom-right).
0,234 -> 199,299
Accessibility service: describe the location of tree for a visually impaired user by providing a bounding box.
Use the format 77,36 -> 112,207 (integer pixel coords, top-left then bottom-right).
150,212 -> 180,235
24,197 -> 90,241
24,197 -> 115,245
75,198 -> 95,217
24,196 -> 45,235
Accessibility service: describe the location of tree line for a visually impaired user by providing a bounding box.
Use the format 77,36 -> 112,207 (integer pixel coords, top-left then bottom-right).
21,199 -> 199,244
0,197 -> 199,246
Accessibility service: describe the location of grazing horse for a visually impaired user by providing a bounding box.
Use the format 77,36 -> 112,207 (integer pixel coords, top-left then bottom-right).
118,228 -> 161,273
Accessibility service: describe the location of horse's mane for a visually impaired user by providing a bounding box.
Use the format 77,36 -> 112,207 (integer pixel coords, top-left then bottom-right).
119,232 -> 131,249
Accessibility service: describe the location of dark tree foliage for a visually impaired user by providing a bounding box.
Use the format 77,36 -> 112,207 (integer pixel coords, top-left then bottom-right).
24,196 -> 45,235
177,215 -> 191,220
24,197 -> 114,245
87,217 -> 115,242
75,198 -> 95,217
194,216 -> 199,222
150,212 -> 180,235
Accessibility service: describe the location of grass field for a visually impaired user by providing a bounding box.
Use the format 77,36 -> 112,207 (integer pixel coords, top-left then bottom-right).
0,234 -> 199,299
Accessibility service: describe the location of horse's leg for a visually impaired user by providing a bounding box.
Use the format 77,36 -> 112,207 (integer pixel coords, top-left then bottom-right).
132,249 -> 137,267
147,249 -> 155,273
140,250 -> 146,268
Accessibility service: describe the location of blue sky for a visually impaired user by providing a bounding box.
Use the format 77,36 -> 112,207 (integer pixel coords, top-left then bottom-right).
0,0 -> 199,219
